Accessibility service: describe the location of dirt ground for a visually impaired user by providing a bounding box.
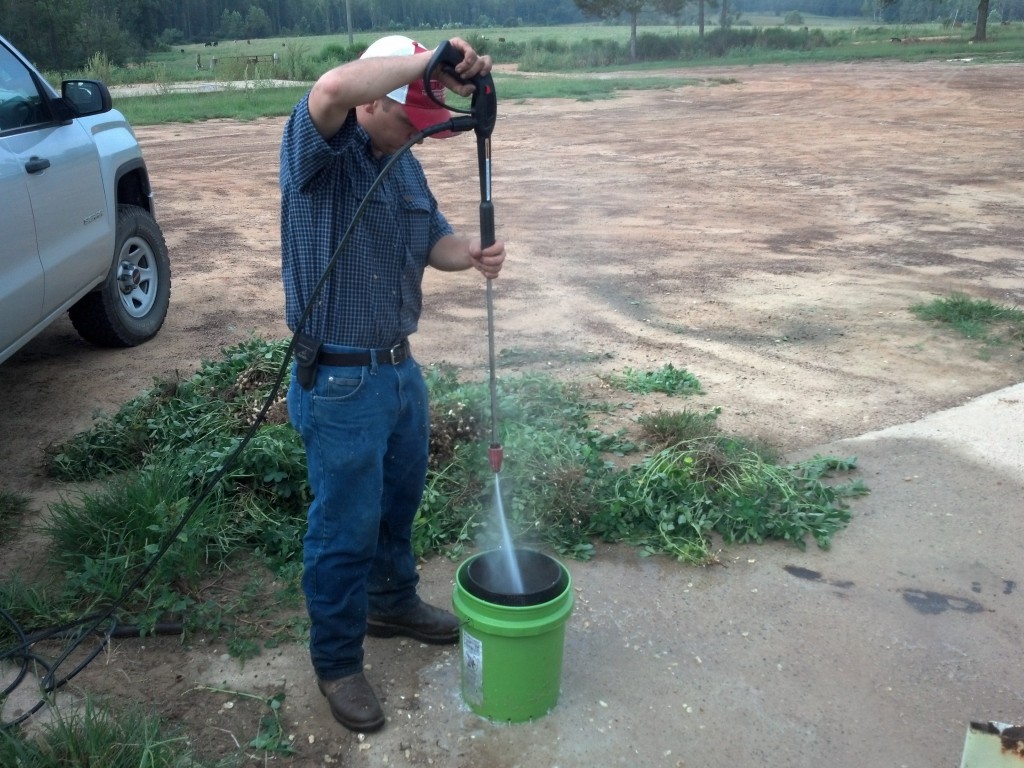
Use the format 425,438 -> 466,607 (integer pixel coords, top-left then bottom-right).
1,60 -> 1023,765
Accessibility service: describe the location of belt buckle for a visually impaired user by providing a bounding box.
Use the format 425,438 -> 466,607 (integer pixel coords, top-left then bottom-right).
388,342 -> 403,365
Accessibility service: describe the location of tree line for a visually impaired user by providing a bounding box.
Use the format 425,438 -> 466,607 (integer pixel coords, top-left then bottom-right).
1,0 -> 585,69
3,0 -> 1015,71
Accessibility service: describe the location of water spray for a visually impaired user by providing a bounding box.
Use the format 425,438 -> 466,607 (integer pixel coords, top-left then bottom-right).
427,41 -> 573,724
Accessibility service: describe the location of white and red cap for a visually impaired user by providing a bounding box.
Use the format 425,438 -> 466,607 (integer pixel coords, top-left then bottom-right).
360,35 -> 453,139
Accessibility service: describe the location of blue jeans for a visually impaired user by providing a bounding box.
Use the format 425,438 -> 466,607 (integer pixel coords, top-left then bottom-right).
287,346 -> 429,680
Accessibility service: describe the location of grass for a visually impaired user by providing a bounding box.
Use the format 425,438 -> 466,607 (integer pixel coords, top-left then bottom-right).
638,407 -> 729,448
2,339 -> 864,626
113,84 -> 311,124
0,699 -> 208,767
112,74 -> 697,125
910,293 -> 1024,354
0,488 -> 30,538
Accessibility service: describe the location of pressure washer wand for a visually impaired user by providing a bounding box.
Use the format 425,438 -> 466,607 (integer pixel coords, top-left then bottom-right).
425,42 -> 501,473
486,285 -> 501,474
474,79 -> 501,474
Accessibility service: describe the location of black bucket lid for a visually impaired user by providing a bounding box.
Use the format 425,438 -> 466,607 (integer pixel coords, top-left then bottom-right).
462,549 -> 568,607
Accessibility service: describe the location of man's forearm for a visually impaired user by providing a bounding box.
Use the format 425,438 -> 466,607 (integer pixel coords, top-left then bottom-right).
428,234 -> 474,272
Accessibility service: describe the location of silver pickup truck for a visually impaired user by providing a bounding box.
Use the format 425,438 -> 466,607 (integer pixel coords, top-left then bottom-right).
1,33 -> 169,364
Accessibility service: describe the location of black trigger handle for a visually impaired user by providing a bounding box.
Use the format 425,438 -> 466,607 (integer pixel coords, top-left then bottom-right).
425,40 -> 471,108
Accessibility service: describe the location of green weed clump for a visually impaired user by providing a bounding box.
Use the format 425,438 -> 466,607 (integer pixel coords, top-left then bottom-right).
604,363 -> 703,395
16,337 -> 864,654
0,699 -> 206,767
910,292 -> 1024,350
49,337 -> 859,568
592,436 -> 864,563
579,407 -> 865,563
0,488 -> 30,537
50,336 -> 293,480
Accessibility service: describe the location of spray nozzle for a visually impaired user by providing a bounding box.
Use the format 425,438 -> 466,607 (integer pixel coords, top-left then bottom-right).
489,444 -> 503,474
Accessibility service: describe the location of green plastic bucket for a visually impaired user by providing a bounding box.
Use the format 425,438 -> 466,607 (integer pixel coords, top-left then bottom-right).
452,549 -> 573,723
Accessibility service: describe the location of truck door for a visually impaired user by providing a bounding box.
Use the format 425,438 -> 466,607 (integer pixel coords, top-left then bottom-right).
0,42 -> 109,321
0,42 -> 44,362
0,142 -> 43,360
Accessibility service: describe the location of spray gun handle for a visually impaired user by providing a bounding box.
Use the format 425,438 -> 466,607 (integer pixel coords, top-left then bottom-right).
425,40 -> 498,143
470,74 -> 497,140
425,40 -> 471,93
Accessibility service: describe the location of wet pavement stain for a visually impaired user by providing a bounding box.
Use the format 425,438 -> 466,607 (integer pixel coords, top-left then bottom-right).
900,588 -> 985,615
784,565 -> 855,589
784,565 -> 822,581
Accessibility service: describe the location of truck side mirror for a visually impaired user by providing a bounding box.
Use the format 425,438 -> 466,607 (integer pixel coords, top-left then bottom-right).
60,79 -> 112,117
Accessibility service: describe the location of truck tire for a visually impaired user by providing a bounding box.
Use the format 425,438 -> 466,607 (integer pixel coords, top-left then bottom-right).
69,204 -> 170,347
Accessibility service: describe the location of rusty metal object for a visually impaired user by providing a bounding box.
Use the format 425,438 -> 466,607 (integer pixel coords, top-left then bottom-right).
960,721 -> 1024,767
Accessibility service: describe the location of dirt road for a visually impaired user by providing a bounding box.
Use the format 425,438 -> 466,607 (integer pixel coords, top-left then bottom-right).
1,60 -> 1022,766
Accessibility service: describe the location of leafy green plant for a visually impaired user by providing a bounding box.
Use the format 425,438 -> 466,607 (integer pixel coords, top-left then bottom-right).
249,692 -> 293,754
590,437 -> 865,563
418,369 -> 614,558
604,363 -> 703,395
584,409 -> 864,563
192,686 -> 294,756
50,335 -> 292,481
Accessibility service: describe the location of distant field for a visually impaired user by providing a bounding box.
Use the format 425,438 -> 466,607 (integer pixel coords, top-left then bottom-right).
165,23 -> 704,59
149,18 -> 876,73
146,19 -> 1023,76
163,18 -> 866,59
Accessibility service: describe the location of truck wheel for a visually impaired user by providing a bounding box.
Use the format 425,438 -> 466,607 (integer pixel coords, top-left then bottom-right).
70,205 -> 170,347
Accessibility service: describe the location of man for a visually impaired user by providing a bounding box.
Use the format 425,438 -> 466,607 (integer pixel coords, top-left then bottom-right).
279,35 -> 505,733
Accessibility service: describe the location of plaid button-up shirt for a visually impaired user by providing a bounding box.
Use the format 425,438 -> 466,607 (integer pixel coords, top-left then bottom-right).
280,95 -> 453,348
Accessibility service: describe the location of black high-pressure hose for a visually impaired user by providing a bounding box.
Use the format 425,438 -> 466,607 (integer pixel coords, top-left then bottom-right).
0,41 -> 492,731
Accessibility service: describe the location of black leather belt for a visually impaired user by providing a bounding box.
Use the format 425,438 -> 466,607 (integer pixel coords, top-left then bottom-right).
317,339 -> 409,367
